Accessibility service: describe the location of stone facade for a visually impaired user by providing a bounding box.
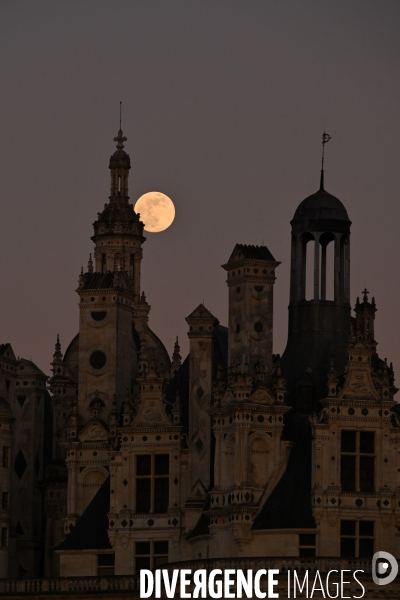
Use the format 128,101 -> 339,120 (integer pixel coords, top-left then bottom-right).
0,131 -> 399,598
0,344 -> 50,578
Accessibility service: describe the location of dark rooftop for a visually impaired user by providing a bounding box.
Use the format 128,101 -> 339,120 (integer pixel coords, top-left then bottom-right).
235,244 -> 276,261
253,415 -> 316,530
293,188 -> 350,223
56,476 -> 112,550
82,272 -> 115,290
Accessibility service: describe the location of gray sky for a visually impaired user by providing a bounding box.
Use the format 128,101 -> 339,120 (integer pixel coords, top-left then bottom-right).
1,1 -> 399,379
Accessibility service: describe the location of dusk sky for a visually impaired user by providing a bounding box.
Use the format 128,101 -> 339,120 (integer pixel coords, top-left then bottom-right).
1,1 -> 400,379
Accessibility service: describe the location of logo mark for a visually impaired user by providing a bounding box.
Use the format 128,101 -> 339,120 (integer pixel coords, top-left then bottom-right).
372,551 -> 398,586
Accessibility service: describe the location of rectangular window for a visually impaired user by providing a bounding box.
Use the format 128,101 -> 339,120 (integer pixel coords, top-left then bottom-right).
340,431 -> 374,492
97,554 -> 115,576
135,455 -> 169,514
2,447 -> 9,468
1,528 -> 8,547
1,492 -> 9,510
299,533 -> 316,557
135,541 -> 168,574
340,520 -> 374,558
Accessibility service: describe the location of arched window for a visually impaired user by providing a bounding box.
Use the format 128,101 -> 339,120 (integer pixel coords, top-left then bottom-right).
319,232 -> 335,301
129,255 -> 134,278
114,254 -> 121,272
101,254 -> 106,274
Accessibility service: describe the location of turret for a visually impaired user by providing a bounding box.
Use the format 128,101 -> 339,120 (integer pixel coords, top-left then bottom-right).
281,170 -> 351,410
91,129 -> 145,301
222,244 -> 280,378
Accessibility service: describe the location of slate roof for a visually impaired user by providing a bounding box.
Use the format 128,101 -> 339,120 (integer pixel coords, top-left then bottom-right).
56,476 -> 112,550
18,358 -> 47,378
187,511 -> 210,540
293,188 -> 350,223
235,244 -> 276,261
82,272 -> 115,290
253,414 -> 316,530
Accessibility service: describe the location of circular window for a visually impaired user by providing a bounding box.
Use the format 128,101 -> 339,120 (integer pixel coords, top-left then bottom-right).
90,351 -> 106,369
254,322 -> 263,333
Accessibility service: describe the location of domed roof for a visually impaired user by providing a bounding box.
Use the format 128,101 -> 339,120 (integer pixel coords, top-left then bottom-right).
0,397 -> 12,415
293,187 -> 350,223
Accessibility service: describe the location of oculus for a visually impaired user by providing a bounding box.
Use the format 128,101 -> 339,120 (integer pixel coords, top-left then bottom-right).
90,351 -> 107,369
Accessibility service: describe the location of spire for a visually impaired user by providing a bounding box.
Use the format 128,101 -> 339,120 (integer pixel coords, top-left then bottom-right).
53,334 -> 63,363
87,253 -> 93,273
171,336 -> 182,371
354,289 -> 377,346
320,131 -> 331,191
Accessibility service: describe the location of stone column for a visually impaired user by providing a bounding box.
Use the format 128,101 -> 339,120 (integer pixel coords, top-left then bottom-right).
314,234 -> 320,301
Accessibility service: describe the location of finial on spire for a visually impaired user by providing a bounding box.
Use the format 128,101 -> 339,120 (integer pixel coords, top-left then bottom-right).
171,336 -> 182,369
320,131 -> 331,191
53,333 -> 63,363
114,101 -> 125,149
362,287 -> 369,302
87,253 -> 93,273
114,129 -> 127,151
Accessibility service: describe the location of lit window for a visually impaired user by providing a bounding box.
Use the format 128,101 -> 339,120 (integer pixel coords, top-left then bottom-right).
135,541 -> 168,573
136,455 -> 169,513
341,431 -> 374,492
340,520 -> 374,558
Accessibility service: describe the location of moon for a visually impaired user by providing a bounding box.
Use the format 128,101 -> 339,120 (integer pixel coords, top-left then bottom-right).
134,191 -> 175,233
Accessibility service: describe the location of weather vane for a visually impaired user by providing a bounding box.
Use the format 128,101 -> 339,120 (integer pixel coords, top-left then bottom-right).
320,131 -> 331,190
119,101 -> 122,130
322,131 -> 331,171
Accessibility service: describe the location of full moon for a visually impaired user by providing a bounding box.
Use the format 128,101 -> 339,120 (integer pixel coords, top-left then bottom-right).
134,191 -> 175,233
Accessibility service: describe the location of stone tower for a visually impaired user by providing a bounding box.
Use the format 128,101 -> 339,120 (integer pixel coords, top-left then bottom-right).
206,244 -> 291,555
281,173 -> 351,409
62,128 -> 146,534
75,128 -> 145,424
222,244 -> 280,376
0,398 -> 12,578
